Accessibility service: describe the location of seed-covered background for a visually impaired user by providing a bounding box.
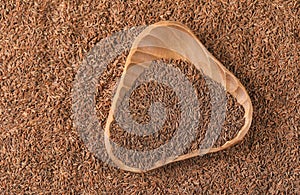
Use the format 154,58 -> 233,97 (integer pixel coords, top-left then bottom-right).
0,0 -> 299,194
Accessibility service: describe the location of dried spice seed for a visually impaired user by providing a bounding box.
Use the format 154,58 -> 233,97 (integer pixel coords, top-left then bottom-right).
97,58 -> 245,168
105,59 -> 245,152
0,0 -> 299,194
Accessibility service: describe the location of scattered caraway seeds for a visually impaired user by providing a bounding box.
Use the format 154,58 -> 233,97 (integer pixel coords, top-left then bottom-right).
0,0 -> 299,194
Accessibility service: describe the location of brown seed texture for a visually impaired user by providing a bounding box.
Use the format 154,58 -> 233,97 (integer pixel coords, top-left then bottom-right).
0,0 -> 299,194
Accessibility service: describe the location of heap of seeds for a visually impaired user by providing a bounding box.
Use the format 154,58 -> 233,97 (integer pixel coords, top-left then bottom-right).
96,55 -> 245,167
